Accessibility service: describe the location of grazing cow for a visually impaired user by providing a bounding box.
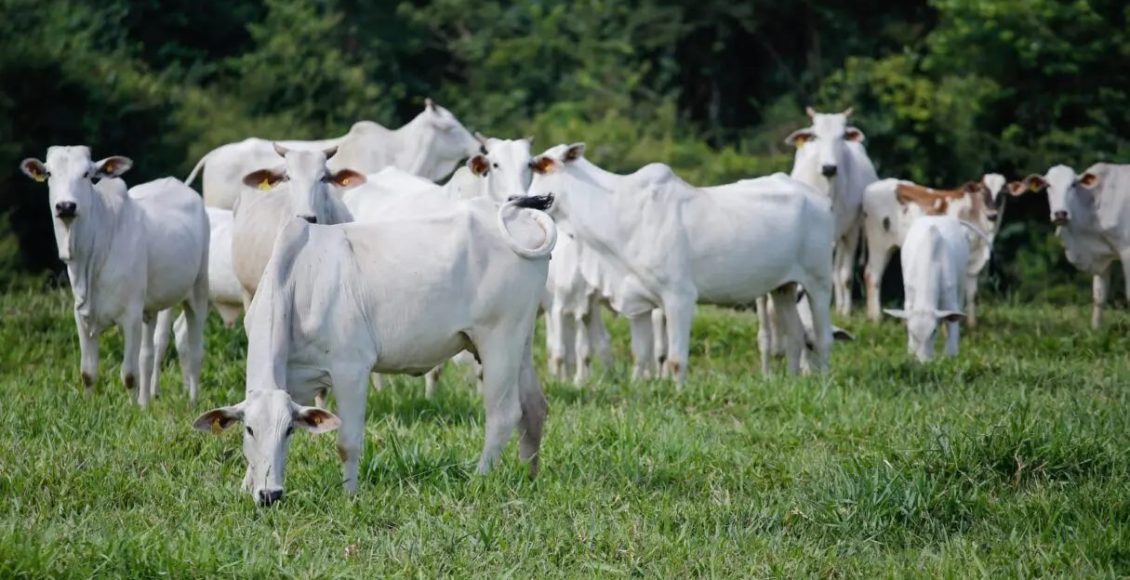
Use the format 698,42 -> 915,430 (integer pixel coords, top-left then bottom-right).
231,145 -> 362,303
188,99 -> 480,209
785,107 -> 878,316
527,144 -> 835,385
884,214 -> 975,362
1017,164 -> 1130,328
863,174 -> 1018,325
20,147 -> 209,407
192,196 -> 556,504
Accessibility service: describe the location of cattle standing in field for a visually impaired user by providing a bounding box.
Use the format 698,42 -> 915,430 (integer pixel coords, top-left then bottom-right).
187,99 -> 480,209
231,145 -> 361,305
1017,164 -> 1130,328
20,147 -> 209,407
863,173 -> 1017,326
785,107 -> 879,316
527,143 -> 835,385
193,196 -> 556,505
884,215 -> 974,362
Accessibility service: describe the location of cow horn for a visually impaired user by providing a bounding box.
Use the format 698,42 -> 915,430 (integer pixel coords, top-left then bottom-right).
425,97 -> 436,112
474,131 -> 489,147
273,143 -> 290,158
842,106 -> 854,117
323,146 -> 338,160
805,106 -> 817,119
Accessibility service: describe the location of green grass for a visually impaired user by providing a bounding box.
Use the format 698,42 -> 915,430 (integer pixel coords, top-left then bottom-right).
1,287 -> 1129,577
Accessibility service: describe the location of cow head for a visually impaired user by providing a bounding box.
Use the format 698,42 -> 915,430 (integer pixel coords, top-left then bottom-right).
1021,165 -> 1100,226
20,146 -> 132,261
412,98 -> 481,180
785,107 -> 864,188
527,143 -> 587,222
242,145 -> 365,223
193,389 -> 341,507
465,136 -> 534,201
883,308 -> 965,362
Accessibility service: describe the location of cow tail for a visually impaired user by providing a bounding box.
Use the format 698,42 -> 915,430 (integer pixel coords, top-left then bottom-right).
184,149 -> 213,186
497,196 -> 557,259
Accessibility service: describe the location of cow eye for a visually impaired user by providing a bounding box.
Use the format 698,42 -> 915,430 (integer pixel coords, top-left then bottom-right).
245,426 -> 254,437
285,425 -> 295,437
492,163 -> 499,169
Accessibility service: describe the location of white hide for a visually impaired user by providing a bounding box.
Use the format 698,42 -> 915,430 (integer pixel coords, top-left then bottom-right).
528,144 -> 835,384
193,197 -> 556,504
188,101 -> 480,209
883,216 -> 970,362
1022,164 -> 1130,328
786,108 -> 878,316
19,147 -> 209,407
862,174 -> 1017,325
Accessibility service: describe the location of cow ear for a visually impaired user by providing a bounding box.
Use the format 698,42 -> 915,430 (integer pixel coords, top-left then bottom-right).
961,181 -> 986,195
530,156 -> 556,175
243,168 -> 285,190
785,129 -> 814,148
844,127 -> 865,142
192,405 -> 244,434
883,308 -> 908,319
328,169 -> 365,189
1078,172 -> 1100,189
20,158 -> 48,182
467,154 -> 490,176
93,156 -> 133,179
563,143 -> 585,162
935,310 -> 965,323
1023,175 -> 1047,193
293,406 -> 341,434
1006,181 -> 1027,196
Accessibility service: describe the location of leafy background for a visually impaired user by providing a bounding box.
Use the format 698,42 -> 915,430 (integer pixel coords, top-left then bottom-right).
2,0 -> 1128,301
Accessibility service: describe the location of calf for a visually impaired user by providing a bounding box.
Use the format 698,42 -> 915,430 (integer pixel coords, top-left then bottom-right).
193,196 -> 556,504
1017,164 -> 1130,328
883,215 -> 971,362
20,147 -> 209,407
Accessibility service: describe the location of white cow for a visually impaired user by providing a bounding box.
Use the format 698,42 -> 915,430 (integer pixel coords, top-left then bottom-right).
188,99 -> 481,209
527,144 -> 835,384
1017,164 -> 1130,328
785,107 -> 878,316
545,232 -> 614,384
231,145 -> 361,303
201,207 -> 244,327
884,215 -> 972,362
192,196 -> 556,505
20,147 -> 209,407
862,173 -> 1017,325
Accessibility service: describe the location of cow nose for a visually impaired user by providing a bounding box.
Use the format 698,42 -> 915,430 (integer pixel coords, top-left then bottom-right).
257,489 -> 284,507
1053,210 -> 1069,224
55,201 -> 77,218
821,164 -> 838,177
300,215 -> 317,224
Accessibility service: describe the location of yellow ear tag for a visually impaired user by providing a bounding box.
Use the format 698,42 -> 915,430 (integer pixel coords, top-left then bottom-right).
794,136 -> 808,148
258,179 -> 272,191
340,177 -> 350,186
33,172 -> 47,183
313,414 -> 323,426
1029,181 -> 1041,192
211,417 -> 222,434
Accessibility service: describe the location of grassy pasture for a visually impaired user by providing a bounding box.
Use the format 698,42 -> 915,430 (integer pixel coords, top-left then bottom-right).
0,287 -> 1128,577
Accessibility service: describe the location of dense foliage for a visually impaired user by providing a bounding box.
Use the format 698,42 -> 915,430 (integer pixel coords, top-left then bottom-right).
2,0 -> 1127,300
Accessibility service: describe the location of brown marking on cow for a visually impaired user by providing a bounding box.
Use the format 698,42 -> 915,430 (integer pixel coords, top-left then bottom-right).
895,183 -> 965,216
669,360 -> 682,378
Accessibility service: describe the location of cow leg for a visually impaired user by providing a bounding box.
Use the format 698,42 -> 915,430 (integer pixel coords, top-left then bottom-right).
75,311 -> 100,394
516,335 -> 548,479
662,295 -> 697,387
755,295 -> 773,375
425,362 -> 444,399
370,373 -> 385,392
136,315 -> 155,408
589,297 -> 614,370
944,319 -> 961,358
652,309 -> 668,379
865,245 -> 893,322
802,283 -> 834,374
1092,267 -> 1111,329
177,274 -> 209,404
150,309 -> 176,399
629,313 -> 656,380
834,230 -> 861,317
332,368 -> 370,495
573,312 -> 591,386
964,273 -> 980,328
547,303 -> 571,379
476,334 -> 524,475
769,286 -> 804,375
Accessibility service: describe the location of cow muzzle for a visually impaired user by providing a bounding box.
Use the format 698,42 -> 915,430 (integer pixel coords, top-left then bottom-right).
55,201 -> 78,219
821,164 -> 838,177
299,215 -> 318,224
257,488 -> 284,507
1052,210 -> 1069,226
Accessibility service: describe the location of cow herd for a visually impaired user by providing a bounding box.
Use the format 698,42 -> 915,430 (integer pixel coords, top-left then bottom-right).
19,101 -> 1128,505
